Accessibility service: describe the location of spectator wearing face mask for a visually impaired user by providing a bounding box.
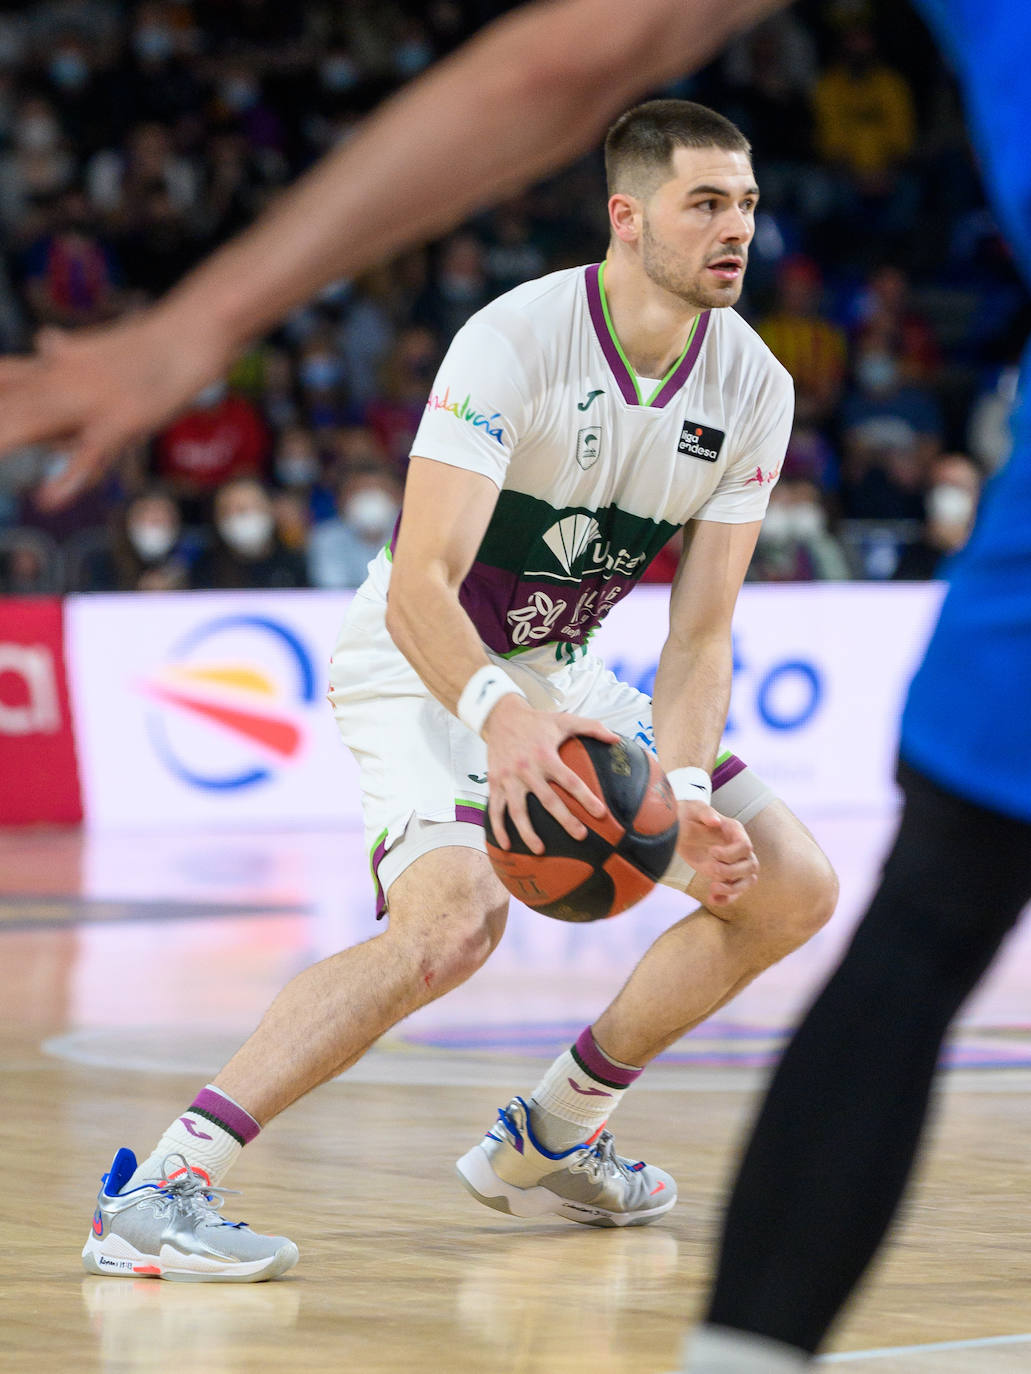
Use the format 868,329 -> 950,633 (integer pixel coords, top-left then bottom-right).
297,329 -> 350,430
307,469 -> 402,589
840,325 -> 943,521
45,36 -> 101,143
747,476 -> 850,582
192,478 -> 308,590
257,348 -> 300,431
893,452 -> 983,580
86,121 -> 199,237
364,326 -> 440,473
124,1 -> 204,126
78,488 -> 189,591
271,425 -> 336,523
154,379 -> 269,522
0,94 -> 75,235
414,233 -> 492,342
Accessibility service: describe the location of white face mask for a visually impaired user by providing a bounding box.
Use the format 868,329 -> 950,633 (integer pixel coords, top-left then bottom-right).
759,504 -> 793,543
927,483 -> 975,527
219,509 -> 273,556
857,352 -> 899,394
276,454 -> 319,487
789,502 -> 826,540
128,521 -> 176,561
760,502 -> 825,544
344,488 -> 399,540
17,114 -> 60,151
194,380 -> 227,409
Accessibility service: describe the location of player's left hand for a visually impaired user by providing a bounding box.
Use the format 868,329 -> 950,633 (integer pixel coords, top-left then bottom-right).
675,801 -> 757,908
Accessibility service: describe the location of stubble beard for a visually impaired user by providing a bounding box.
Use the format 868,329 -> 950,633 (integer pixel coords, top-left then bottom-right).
640,213 -> 745,311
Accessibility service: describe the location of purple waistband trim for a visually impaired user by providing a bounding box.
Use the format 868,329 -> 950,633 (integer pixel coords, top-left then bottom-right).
573,1026 -> 642,1089
371,832 -> 390,920
190,1088 -> 260,1145
370,808 -> 485,920
455,804 -> 487,828
712,753 -> 747,792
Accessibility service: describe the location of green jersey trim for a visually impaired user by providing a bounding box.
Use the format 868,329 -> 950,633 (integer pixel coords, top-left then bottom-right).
597,262 -> 702,407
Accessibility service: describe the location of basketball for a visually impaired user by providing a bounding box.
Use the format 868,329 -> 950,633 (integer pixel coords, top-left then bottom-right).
484,735 -> 680,922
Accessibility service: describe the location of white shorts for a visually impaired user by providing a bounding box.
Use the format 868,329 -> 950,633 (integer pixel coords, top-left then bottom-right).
329,586 -> 775,917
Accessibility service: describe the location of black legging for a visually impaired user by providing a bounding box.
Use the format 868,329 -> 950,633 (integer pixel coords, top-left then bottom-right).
707,762 -> 1031,1354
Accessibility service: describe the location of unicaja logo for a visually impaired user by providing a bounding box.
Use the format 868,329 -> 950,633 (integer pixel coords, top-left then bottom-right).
427,386 -> 506,445
542,514 -> 601,575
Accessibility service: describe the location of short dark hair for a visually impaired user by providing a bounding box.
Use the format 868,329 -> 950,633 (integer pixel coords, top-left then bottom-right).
604,100 -> 751,199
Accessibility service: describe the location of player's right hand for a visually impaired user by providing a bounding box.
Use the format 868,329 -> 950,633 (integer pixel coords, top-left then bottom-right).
0,310 -> 228,508
676,801 -> 758,907
482,694 -> 618,855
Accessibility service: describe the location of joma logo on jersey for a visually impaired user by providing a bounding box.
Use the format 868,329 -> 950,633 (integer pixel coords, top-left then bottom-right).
677,420 -> 725,463
426,386 -> 507,445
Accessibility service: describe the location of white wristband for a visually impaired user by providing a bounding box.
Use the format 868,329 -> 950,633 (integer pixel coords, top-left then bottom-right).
456,665 -> 527,737
668,766 -> 712,806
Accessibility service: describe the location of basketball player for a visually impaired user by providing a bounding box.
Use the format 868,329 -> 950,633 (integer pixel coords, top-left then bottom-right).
82,99 -> 839,1280
8,0 -> 1022,1338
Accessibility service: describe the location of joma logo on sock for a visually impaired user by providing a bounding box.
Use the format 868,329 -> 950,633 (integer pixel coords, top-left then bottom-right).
567,1078 -> 612,1097
181,1116 -> 214,1140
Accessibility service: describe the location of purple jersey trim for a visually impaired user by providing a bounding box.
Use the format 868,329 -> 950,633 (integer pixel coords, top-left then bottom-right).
585,263 -> 638,404
584,263 -> 711,407
651,311 -> 711,408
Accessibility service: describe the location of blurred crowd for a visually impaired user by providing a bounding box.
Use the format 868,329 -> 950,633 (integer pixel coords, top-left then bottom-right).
0,0 -> 1026,596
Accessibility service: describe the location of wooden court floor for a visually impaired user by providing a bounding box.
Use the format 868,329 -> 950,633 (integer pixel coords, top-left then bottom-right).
2,816 -> 1031,1374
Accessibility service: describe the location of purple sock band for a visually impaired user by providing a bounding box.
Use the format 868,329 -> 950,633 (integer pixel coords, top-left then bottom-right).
572,1027 -> 643,1090
189,1088 -> 261,1146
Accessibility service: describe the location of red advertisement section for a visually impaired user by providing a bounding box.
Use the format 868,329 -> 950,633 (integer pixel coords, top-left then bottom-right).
0,598 -> 83,824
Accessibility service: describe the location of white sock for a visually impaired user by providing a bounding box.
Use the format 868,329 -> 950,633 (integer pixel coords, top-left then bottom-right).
529,1026 -> 643,1152
125,1084 -> 261,1191
682,1325 -> 811,1372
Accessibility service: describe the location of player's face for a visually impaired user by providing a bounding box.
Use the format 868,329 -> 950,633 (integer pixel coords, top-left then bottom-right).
640,147 -> 757,310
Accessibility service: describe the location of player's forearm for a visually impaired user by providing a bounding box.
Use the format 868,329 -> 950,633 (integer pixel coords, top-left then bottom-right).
151,0 -> 784,358
651,632 -> 733,776
385,563 -> 493,717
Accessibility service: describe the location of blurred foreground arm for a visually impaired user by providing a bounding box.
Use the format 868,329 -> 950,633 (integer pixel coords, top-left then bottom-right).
0,0 -> 784,503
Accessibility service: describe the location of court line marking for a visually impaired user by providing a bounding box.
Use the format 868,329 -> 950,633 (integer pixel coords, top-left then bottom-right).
819,1332 -> 1031,1363
40,1031 -> 1031,1094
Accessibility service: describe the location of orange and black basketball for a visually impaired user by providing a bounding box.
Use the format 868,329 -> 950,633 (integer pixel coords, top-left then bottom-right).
485,735 -> 679,922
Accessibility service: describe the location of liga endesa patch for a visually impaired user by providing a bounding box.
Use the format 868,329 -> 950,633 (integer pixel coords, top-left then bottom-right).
677,420 -> 725,462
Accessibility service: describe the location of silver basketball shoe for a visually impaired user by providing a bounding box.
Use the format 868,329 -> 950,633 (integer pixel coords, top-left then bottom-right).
82,1149 -> 299,1282
455,1096 -> 677,1227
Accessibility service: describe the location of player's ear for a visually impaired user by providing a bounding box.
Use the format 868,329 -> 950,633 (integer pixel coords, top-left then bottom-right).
608,192 -> 642,245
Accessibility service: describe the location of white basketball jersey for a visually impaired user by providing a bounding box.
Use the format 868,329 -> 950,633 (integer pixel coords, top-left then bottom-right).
373,262 -> 793,657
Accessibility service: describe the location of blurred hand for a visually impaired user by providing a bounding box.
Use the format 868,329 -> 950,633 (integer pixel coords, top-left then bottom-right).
676,801 -> 758,907
483,694 -> 619,854
0,311 -> 228,509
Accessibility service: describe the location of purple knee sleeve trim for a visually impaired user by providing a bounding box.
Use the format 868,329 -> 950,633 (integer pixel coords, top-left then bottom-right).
571,1027 -> 643,1090
189,1088 -> 260,1146
712,753 -> 747,792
